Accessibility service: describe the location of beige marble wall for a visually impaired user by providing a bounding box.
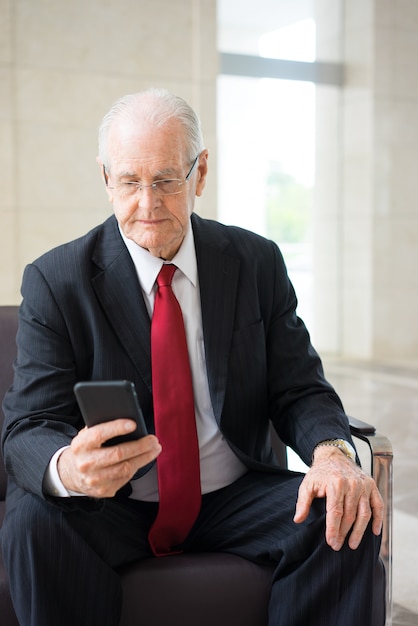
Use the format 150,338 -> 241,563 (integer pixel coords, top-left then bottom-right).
0,0 -> 218,304
315,0 -> 418,359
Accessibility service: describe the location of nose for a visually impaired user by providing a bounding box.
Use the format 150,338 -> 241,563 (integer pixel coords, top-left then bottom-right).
137,185 -> 161,209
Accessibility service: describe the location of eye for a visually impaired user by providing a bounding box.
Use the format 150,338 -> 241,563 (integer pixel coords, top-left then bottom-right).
155,179 -> 182,194
121,181 -> 140,195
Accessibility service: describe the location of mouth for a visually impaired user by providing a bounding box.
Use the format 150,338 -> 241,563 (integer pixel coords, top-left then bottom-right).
137,218 -> 168,226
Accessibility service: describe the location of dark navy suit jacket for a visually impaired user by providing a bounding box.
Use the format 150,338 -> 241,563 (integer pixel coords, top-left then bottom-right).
2,213 -> 352,508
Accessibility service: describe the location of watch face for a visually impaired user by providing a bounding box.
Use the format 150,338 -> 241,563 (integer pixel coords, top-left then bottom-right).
338,440 -> 356,460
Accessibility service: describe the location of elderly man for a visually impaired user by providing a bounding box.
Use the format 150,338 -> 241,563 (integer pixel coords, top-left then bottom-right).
1,88 -> 383,625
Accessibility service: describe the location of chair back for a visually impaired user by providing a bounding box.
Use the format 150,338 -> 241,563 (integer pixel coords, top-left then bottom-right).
0,306 -> 19,500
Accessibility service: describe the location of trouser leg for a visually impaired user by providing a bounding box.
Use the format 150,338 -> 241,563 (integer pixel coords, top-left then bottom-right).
183,471 -> 382,626
268,509 -> 381,625
1,471 -> 381,626
0,493 -> 157,626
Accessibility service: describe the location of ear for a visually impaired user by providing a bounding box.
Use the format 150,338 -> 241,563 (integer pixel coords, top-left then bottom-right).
195,150 -> 209,197
96,156 -> 114,203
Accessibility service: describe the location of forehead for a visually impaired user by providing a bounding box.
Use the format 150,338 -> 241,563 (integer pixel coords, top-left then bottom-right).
107,118 -> 188,175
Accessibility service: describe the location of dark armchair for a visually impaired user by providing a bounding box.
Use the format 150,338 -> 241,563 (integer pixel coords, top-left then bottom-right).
0,305 -> 392,625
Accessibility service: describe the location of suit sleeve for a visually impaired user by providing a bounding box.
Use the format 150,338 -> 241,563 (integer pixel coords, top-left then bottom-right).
265,241 -> 353,465
2,263 -> 82,499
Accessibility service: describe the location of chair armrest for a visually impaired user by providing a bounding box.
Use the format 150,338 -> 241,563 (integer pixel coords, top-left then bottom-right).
348,415 -> 393,625
348,415 -> 376,435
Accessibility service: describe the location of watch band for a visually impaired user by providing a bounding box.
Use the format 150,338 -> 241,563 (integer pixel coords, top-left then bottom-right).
314,439 -> 356,462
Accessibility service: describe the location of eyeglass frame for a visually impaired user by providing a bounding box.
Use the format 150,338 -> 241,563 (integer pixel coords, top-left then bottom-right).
102,153 -> 200,197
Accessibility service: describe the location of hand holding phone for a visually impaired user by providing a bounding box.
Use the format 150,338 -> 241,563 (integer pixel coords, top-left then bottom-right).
74,380 -> 148,446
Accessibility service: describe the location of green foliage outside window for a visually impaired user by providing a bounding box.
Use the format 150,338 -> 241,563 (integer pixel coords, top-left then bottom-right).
266,162 -> 312,244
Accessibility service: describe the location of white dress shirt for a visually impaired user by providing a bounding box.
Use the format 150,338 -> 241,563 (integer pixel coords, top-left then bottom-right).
44,221 -> 247,499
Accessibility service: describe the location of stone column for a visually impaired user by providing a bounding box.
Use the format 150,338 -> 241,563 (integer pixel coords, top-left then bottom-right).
315,0 -> 418,359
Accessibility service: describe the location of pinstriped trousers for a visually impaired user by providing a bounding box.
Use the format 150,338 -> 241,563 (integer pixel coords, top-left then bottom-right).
0,470 -> 381,626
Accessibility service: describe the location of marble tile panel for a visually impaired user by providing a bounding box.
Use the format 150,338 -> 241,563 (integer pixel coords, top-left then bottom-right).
393,28 -> 418,99
315,0 -> 344,41
0,0 -> 13,64
16,205 -> 112,273
373,217 -> 418,287
340,289 -> 373,359
315,36 -> 343,64
374,26 -> 395,97
0,122 -> 15,208
16,0 -> 194,80
341,217 -> 373,282
193,0 -> 218,81
315,88 -> 341,151
344,0 -> 374,30
16,68 -> 116,127
343,92 -> 373,153
389,146 -> 418,217
341,156 -> 374,217
15,121 -> 105,211
374,0 -> 396,28
344,28 -> 374,88
395,0 -> 418,29
314,153 -> 340,216
15,69 -> 206,129
312,288 -> 340,354
390,99 -> 418,148
372,284 -> 418,359
0,67 -> 13,121
373,98 -> 395,150
0,208 -> 19,304
193,80 -> 217,139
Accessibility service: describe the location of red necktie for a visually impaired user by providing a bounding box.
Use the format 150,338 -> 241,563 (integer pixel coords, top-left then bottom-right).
148,264 -> 201,556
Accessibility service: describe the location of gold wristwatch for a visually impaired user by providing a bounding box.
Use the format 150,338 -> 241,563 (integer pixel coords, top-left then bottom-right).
314,439 -> 356,462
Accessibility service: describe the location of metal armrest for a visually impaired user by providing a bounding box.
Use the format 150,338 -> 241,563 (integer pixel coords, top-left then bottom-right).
348,416 -> 393,626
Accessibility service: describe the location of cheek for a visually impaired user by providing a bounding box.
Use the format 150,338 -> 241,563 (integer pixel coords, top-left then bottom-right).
172,195 -> 194,225
172,208 -> 192,232
113,200 -> 136,224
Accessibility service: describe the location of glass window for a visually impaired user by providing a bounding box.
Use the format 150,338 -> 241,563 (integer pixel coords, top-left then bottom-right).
218,0 -> 315,58
217,1 -> 316,327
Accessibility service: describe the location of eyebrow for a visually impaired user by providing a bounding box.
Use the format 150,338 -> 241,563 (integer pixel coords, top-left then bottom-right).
117,166 -> 179,180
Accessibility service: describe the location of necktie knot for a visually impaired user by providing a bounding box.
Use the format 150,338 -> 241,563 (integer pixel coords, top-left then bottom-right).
157,264 -> 177,287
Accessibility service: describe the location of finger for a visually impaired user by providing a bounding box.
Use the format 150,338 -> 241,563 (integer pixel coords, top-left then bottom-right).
81,456 -> 135,496
324,483 -> 346,551
104,435 -> 161,468
82,418 -> 138,449
370,486 -> 384,536
76,437 -> 161,498
348,483 -> 384,548
347,495 -> 372,550
333,483 -> 364,546
293,478 -> 315,524
76,431 -> 160,477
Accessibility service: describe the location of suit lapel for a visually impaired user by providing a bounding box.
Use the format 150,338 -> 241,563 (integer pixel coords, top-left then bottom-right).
89,215 -> 241,412
192,214 -> 240,423
90,217 -> 153,391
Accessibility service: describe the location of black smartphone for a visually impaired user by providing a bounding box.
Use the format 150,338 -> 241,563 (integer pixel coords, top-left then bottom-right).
73,380 -> 148,446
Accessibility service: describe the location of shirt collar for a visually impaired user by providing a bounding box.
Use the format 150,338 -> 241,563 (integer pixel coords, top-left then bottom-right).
119,220 -> 197,294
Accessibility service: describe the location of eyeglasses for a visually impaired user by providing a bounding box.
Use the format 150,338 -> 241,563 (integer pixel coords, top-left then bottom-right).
103,154 -> 199,198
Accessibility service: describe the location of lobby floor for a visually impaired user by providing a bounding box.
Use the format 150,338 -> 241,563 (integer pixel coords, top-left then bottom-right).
322,357 -> 418,626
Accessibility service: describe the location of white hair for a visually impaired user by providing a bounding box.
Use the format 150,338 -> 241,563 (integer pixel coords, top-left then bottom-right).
98,87 -> 205,168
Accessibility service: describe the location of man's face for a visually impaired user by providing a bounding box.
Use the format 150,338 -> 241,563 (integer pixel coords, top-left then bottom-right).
100,118 -> 208,260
